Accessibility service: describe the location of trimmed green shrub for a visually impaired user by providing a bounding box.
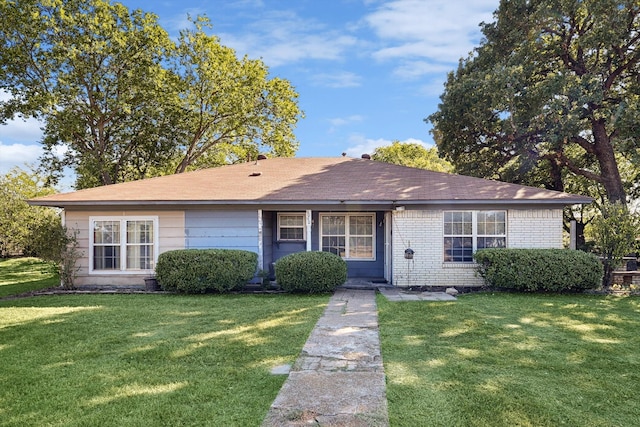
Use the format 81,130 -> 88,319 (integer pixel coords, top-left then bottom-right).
155,249 -> 257,293
275,251 -> 347,293
474,248 -> 603,292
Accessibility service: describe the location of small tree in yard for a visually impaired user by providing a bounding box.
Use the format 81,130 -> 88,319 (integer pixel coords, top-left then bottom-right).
30,223 -> 83,290
590,202 -> 640,288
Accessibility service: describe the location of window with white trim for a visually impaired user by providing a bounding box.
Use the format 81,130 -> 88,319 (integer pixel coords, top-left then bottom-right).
443,211 -> 506,262
90,217 -> 157,272
320,213 -> 375,260
277,213 -> 306,241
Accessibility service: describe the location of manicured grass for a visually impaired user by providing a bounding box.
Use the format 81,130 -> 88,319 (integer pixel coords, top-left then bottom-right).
0,257 -> 59,297
378,293 -> 640,427
0,293 -> 328,426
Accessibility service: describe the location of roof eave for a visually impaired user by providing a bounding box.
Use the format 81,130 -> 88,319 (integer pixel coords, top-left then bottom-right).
28,197 -> 594,208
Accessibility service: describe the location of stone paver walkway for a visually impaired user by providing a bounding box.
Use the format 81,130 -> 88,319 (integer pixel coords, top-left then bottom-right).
378,287 -> 457,301
262,287 -> 456,426
262,289 -> 388,427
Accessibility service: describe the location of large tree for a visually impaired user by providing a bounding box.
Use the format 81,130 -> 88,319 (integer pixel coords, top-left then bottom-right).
169,18 -> 300,173
1,0 -> 177,188
428,0 -> 640,204
0,0 -> 301,188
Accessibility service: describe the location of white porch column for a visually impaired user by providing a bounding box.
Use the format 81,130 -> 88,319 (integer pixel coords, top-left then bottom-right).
257,209 -> 264,269
306,210 -> 312,252
384,211 -> 392,283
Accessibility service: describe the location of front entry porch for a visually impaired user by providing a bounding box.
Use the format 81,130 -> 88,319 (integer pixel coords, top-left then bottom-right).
259,209 -> 391,283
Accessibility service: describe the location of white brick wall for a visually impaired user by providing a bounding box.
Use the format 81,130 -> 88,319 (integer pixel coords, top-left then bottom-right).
508,208 -> 563,248
391,208 -> 564,288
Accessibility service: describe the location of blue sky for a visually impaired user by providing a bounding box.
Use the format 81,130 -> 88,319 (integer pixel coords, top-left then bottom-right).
0,0 -> 499,180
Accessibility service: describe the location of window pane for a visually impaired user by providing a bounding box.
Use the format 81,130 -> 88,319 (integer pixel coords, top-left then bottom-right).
125,220 -> 154,270
444,211 -> 472,236
280,215 -> 304,227
94,221 -> 120,244
444,222 -> 452,234
349,237 -> 373,258
322,216 -> 345,235
322,236 -> 345,256
477,211 -> 506,236
127,220 -> 153,244
349,216 -> 373,235
322,214 -> 374,259
444,237 -> 473,262
127,245 -> 153,269
280,227 -> 304,240
93,246 -> 120,270
452,222 -> 463,234
279,214 -> 305,240
478,237 -> 506,249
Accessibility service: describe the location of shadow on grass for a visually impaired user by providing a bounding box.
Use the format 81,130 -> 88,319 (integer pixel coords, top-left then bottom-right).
0,293 -> 328,426
378,293 -> 640,427
0,257 -> 59,298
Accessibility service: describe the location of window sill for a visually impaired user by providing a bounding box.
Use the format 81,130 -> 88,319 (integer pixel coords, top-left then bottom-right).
442,262 -> 477,268
89,269 -> 154,275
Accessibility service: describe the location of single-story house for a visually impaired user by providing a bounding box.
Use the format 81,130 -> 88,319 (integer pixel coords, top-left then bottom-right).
29,156 -> 592,288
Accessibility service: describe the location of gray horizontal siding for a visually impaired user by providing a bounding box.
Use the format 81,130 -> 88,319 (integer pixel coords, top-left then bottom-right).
185,210 -> 259,252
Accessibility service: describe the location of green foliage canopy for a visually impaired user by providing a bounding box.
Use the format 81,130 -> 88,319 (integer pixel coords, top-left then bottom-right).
170,18 -> 300,173
428,0 -> 640,204
590,201 -> 640,287
371,141 -> 453,172
0,168 -> 60,257
0,0 -> 302,189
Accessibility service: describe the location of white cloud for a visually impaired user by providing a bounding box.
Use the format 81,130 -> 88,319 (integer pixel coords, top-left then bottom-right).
328,115 -> 365,134
344,134 -> 433,158
365,0 -> 495,52
0,90 -> 45,143
0,142 -> 42,173
364,0 -> 497,77
161,7 -> 206,34
0,117 -> 44,143
392,60 -> 453,80
311,72 -> 362,88
217,10 -> 359,67
329,115 -> 365,127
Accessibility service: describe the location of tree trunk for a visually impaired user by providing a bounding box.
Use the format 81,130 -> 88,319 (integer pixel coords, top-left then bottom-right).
602,260 -> 615,289
593,120 -> 626,204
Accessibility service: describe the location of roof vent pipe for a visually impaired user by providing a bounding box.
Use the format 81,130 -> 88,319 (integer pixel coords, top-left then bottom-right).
361,153 -> 371,159
257,154 -> 267,160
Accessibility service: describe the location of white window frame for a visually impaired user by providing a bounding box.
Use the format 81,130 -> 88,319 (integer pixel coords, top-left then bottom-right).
319,213 -> 376,261
443,210 -> 507,263
277,213 -> 307,241
89,216 -> 159,274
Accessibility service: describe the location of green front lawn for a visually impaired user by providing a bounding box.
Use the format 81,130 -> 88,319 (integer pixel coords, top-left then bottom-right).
0,293 -> 328,426
4,258 -> 640,426
0,257 -> 59,297
379,293 -> 640,427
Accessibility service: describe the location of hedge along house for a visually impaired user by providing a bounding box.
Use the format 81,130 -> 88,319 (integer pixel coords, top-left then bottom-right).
30,156 -> 592,288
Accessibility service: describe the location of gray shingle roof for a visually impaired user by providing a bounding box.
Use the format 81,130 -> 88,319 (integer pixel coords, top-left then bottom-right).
30,157 -> 593,207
